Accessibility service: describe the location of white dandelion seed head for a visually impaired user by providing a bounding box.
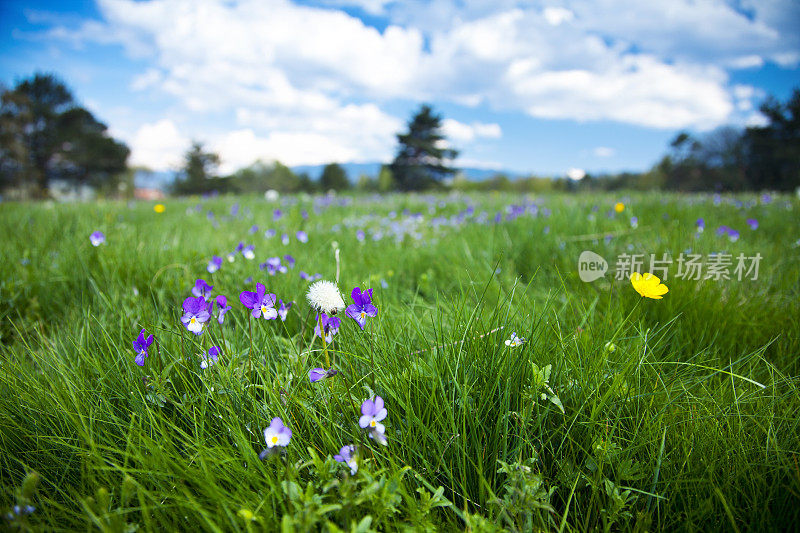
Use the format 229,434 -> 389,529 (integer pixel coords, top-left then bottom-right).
306,280 -> 345,314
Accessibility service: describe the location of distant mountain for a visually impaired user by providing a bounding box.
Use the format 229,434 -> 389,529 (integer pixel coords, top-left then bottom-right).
134,162 -> 524,191
291,162 -> 525,181
134,169 -> 176,190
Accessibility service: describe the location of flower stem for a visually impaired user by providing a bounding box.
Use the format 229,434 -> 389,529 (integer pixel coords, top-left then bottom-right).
318,313 -> 330,368
248,314 -> 254,379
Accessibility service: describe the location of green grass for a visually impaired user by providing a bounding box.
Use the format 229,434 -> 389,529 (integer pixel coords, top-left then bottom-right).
1,192 -> 799,531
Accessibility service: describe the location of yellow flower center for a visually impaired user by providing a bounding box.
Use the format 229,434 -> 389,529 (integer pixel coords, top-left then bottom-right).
370,420 -> 376,427
261,306 -> 268,314
190,317 -> 196,324
271,436 -> 278,444
360,312 -> 365,319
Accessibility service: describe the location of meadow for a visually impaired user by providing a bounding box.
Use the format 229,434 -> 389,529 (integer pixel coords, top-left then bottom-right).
1,191 -> 799,532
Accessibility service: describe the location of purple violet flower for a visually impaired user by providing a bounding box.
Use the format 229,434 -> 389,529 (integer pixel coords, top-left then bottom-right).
309,367 -> 338,383
259,417 -> 291,457
90,231 -> 105,247
346,287 -> 377,330
207,256 -> 223,273
747,218 -> 758,230
360,396 -> 388,445
296,230 -> 308,243
249,225 -> 259,234
243,244 -> 255,260
314,313 -> 341,343
281,233 -> 290,245
333,445 -> 358,474
283,255 -> 295,268
132,328 -> 154,366
201,346 -> 220,369
192,279 -> 214,299
264,229 -> 276,238
261,257 -> 286,275
215,295 -> 231,324
239,283 -> 278,319
181,296 -> 211,335
277,299 -> 292,321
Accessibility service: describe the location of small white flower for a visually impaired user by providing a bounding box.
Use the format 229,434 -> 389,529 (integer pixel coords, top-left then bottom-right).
306,280 -> 345,314
505,332 -> 525,347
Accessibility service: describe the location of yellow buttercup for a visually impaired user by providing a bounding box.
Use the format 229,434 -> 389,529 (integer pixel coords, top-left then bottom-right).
630,272 -> 669,299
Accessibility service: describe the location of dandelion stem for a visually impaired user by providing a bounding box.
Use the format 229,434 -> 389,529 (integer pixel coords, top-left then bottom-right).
318,313 -> 330,369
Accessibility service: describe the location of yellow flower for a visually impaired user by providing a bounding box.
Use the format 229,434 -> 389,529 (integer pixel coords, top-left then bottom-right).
154,204 -> 165,213
237,509 -> 255,521
614,202 -> 625,213
630,272 -> 668,299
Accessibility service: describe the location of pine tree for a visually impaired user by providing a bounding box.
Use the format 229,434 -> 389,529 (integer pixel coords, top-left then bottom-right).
390,104 -> 458,191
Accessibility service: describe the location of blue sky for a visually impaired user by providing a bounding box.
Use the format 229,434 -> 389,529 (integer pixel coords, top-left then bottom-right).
2,0 -> 799,177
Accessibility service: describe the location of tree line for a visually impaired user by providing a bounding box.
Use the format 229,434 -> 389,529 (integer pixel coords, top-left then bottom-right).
1,72 -> 798,197
0,73 -> 130,198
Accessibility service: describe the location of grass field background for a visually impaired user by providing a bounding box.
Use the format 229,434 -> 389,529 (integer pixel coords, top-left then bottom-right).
1,192 -> 799,531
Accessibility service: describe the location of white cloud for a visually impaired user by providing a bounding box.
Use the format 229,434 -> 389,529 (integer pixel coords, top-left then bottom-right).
442,119 -> 502,143
130,68 -> 161,91
213,129 -> 360,173
593,146 -> 615,157
567,167 -> 586,180
40,0 -> 800,168
127,119 -> 188,170
543,7 -> 574,26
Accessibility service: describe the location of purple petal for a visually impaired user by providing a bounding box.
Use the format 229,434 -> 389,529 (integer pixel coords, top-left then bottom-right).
309,368 -> 327,382
361,398 -> 374,416
351,287 -> 362,305
239,290 -> 258,309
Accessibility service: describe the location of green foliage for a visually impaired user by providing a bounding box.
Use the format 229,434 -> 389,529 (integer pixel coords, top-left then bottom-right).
320,163 -> 350,191
377,165 -> 395,193
744,88 -> 800,191
1,192 -> 799,531
0,73 -> 129,198
171,141 -> 221,195
390,104 -> 458,191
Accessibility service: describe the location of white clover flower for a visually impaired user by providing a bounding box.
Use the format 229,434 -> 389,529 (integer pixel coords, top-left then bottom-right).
306,280 -> 345,314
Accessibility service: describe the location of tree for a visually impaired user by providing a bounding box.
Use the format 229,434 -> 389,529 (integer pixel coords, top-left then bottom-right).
229,160 -> 301,193
0,73 -> 129,197
744,89 -> 800,191
377,165 -> 395,193
390,104 -> 458,191
319,163 -> 349,191
171,141 -> 220,195
53,107 -> 130,189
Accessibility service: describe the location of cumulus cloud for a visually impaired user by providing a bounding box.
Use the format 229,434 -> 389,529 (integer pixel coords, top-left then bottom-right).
567,167 -> 586,180
127,119 -> 188,170
39,0 -> 800,168
442,119 -> 502,143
